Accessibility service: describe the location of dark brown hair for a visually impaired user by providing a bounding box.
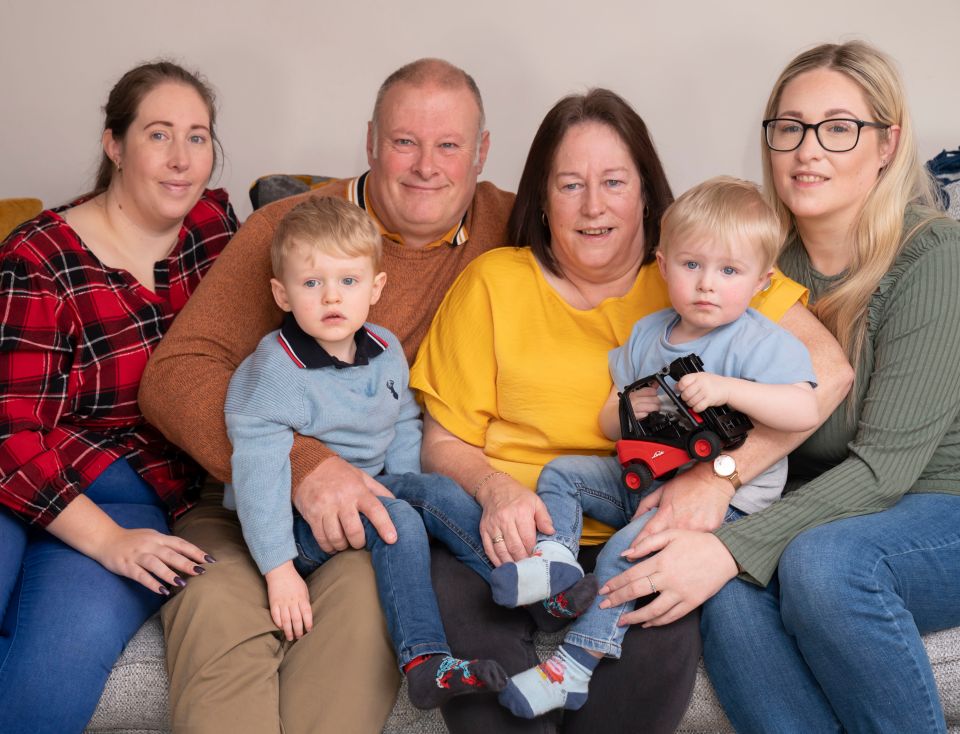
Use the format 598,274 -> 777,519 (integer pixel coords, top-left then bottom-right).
92,60 -> 219,194
508,88 -> 673,275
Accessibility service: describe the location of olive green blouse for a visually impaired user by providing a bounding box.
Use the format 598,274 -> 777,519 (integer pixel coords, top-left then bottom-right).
716,209 -> 960,585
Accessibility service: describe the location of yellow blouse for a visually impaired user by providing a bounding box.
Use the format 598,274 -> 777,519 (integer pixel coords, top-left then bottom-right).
411,247 -> 807,545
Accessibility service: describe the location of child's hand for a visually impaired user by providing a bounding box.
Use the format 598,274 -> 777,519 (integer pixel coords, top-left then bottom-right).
265,562 -> 313,641
628,385 -> 660,419
677,373 -> 730,414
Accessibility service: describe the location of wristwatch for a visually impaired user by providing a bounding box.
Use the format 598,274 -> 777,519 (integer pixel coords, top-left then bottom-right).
713,454 -> 741,491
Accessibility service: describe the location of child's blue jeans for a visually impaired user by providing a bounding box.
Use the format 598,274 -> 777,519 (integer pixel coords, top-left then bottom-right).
292,472 -> 494,669
537,454 -> 743,658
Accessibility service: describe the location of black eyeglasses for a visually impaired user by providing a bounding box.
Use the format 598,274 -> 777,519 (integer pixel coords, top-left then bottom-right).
762,117 -> 890,153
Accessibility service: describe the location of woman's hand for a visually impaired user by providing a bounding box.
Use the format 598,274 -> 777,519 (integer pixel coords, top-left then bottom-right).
92,524 -> 212,595
635,465 -> 731,540
47,494 -> 211,595
599,529 -> 738,627
477,475 -> 555,566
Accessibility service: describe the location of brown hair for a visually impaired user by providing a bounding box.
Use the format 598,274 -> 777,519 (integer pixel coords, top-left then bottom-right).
508,88 -> 673,276
93,60 -> 220,194
660,176 -> 783,271
272,197 -> 382,278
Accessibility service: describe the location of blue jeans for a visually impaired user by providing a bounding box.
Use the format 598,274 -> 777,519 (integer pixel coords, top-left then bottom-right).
702,492 -> 960,734
292,472 -> 494,668
538,455 -> 744,658
0,458 -> 170,734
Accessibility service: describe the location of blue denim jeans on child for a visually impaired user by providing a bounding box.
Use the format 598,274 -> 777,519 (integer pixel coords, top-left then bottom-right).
537,455 -> 744,658
535,455 -> 649,657
292,472 -> 494,668
0,458 -> 171,734
702,492 -> 960,734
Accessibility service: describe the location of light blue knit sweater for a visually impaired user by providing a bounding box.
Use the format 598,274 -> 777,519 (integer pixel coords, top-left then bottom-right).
224,321 -> 421,575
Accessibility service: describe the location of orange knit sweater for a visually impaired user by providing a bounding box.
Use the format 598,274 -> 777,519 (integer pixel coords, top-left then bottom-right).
139,177 -> 515,487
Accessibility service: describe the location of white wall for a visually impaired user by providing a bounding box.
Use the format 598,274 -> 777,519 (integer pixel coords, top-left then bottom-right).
3,0 -> 958,221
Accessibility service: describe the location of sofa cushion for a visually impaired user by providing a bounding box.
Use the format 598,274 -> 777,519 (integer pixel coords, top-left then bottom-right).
248,174 -> 333,210
0,197 -> 42,240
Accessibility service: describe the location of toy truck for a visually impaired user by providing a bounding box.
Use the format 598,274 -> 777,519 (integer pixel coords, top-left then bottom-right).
616,354 -> 753,492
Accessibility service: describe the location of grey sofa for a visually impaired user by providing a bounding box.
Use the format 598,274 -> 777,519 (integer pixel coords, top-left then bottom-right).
86,615 -> 960,733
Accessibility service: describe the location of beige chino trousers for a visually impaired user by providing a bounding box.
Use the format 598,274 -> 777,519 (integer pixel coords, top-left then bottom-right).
161,490 -> 400,734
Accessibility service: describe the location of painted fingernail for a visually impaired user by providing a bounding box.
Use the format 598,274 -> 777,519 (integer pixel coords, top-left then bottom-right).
193,566 -> 206,575
159,586 -> 171,596
173,576 -> 186,587
204,555 -> 217,563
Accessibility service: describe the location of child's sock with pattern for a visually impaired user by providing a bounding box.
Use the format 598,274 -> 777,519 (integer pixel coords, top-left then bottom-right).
526,573 -> 600,633
490,540 -> 583,607
404,654 -> 508,710
498,644 -> 600,719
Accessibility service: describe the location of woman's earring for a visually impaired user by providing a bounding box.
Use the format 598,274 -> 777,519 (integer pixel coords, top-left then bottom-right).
115,158 -> 122,173
540,211 -> 548,226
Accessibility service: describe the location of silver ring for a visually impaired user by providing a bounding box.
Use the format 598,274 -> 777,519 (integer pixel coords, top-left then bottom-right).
492,534 -> 505,544
647,575 -> 657,594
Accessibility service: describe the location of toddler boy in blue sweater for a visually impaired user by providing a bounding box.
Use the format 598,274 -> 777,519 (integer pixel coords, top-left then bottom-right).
224,197 -> 506,709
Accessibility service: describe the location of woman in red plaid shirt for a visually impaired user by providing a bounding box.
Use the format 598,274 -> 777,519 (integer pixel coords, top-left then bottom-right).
0,61 -> 237,733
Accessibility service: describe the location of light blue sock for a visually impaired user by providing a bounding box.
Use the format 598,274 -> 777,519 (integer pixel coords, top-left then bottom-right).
490,541 -> 583,608
498,644 -> 600,719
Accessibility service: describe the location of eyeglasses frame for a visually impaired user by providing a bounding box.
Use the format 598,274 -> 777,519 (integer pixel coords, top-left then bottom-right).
761,117 -> 891,153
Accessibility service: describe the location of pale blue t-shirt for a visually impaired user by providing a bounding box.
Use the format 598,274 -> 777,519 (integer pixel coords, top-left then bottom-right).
609,307 -> 817,513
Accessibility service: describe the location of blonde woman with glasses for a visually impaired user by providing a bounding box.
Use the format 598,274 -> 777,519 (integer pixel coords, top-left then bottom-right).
598,40 -> 960,733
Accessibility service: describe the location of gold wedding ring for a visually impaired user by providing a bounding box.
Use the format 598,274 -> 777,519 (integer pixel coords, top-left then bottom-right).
492,534 -> 505,544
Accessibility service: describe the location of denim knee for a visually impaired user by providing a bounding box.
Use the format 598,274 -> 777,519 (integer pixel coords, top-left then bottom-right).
778,524 -> 866,634
594,520 -> 644,574
379,498 -> 427,539
540,456 -> 585,485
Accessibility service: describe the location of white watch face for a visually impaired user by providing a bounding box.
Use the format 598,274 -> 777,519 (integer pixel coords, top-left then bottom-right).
714,454 -> 736,476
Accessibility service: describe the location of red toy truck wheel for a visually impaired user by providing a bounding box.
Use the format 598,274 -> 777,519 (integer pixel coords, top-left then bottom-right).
687,430 -> 721,461
621,461 -> 654,492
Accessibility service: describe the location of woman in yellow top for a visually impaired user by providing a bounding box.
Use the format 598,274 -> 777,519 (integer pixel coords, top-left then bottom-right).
410,89 -> 850,734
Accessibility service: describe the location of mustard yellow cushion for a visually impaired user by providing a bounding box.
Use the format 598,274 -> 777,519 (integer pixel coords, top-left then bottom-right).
0,198 -> 43,240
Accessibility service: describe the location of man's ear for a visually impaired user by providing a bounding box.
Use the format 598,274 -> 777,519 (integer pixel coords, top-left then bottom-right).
475,129 -> 490,173
366,121 -> 376,167
271,278 -> 292,312
369,271 -> 388,306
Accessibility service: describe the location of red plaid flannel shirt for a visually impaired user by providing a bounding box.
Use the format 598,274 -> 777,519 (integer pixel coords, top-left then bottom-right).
0,188 -> 238,526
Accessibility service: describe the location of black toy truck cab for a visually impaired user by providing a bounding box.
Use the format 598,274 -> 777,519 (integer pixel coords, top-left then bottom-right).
616,354 -> 752,492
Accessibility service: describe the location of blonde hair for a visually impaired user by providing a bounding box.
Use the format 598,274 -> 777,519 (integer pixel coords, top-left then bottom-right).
761,41 -> 941,370
272,197 -> 382,278
660,176 -> 783,271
